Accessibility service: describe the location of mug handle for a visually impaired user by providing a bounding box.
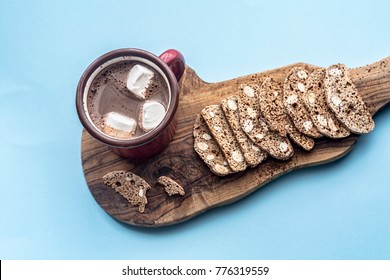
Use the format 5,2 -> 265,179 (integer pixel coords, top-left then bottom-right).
159,49 -> 185,82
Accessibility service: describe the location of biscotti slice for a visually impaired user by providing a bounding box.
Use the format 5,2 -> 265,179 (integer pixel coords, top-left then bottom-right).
221,96 -> 268,167
283,67 -> 323,138
238,84 -> 294,160
201,105 -> 247,172
287,127 -> 315,151
157,176 -> 185,196
303,68 -> 351,138
324,64 -> 374,134
259,77 -> 289,136
193,114 -> 232,176
103,170 -> 150,213
259,78 -> 314,151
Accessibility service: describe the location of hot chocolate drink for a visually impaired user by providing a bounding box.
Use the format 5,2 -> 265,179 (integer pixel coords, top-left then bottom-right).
77,48 -> 185,159
85,57 -> 170,140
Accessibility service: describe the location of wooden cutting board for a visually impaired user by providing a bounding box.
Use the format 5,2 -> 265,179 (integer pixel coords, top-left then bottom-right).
81,56 -> 390,227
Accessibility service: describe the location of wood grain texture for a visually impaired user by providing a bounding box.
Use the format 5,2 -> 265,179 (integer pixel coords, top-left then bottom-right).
80,56 -> 390,227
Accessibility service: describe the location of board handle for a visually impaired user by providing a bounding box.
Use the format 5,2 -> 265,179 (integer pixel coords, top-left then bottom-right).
351,56 -> 390,116
159,49 -> 186,82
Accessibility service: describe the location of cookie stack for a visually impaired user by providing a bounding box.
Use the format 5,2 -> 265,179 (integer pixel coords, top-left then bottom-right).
194,64 -> 375,176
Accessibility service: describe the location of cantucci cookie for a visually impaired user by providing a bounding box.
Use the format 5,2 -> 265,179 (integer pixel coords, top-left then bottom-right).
157,176 -> 185,196
287,128 -> 315,151
258,78 -> 289,137
221,96 -> 268,166
238,83 -> 294,160
324,64 -> 374,134
303,68 -> 350,138
283,67 -> 323,138
103,170 -> 150,213
193,114 -> 232,176
259,78 -> 314,151
201,105 -> 247,172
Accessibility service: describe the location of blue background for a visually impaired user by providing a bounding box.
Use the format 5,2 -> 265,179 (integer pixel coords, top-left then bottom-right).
1,0 -> 389,259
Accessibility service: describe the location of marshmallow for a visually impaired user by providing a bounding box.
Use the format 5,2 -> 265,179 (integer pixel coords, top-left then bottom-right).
102,112 -> 137,139
139,100 -> 166,132
127,64 -> 154,99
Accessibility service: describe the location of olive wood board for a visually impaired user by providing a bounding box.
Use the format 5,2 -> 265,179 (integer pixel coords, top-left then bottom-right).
81,56 -> 390,227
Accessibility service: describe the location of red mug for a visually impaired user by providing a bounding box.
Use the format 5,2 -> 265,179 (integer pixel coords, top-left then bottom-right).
76,48 -> 185,160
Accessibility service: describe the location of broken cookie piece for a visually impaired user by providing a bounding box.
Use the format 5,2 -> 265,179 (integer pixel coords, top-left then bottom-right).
157,176 -> 185,196
103,170 -> 151,213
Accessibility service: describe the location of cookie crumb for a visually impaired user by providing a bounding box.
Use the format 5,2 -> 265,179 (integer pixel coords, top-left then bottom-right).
103,171 -> 151,213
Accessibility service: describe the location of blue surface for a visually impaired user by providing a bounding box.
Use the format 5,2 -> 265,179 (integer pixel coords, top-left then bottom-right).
1,0 -> 389,259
